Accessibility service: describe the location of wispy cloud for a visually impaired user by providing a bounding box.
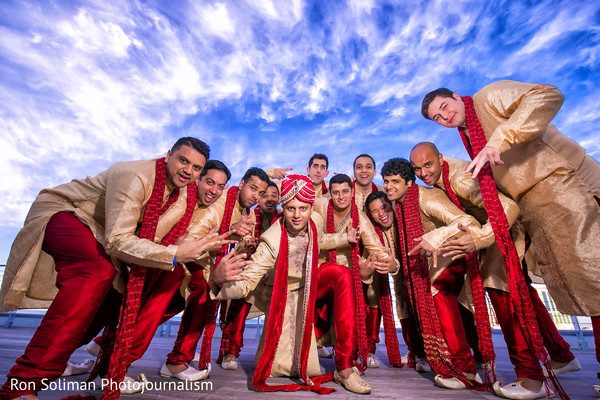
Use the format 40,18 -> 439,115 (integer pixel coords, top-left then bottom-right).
0,0 -> 599,261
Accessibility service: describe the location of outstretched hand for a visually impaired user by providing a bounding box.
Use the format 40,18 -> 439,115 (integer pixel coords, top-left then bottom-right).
175,227 -> 236,264
408,237 -> 438,269
272,168 -> 293,179
358,254 -> 376,278
230,214 -> 254,237
373,248 -> 396,274
213,250 -> 251,284
346,219 -> 360,244
466,146 -> 504,178
440,223 -> 476,260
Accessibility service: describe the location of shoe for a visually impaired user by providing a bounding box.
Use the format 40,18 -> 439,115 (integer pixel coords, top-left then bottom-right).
415,358 -> 431,373
542,358 -> 581,377
317,346 -> 333,358
62,359 -> 95,376
192,352 -> 200,362
334,366 -> 371,394
160,362 -> 210,381
367,353 -> 380,369
434,373 -> 482,390
220,354 -> 238,370
493,380 -> 549,400
94,374 -> 148,394
85,340 -> 101,357
593,385 -> 600,395
401,353 -> 409,364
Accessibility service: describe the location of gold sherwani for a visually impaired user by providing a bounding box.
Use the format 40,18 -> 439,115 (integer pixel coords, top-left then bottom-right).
404,186 -> 481,296
435,157 -> 523,292
353,183 -> 383,213
469,80 -> 600,315
1,159 -> 190,312
212,212 -> 346,378
185,187 -> 255,284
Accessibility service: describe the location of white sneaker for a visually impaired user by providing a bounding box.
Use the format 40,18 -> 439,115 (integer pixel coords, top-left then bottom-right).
593,385 -> 600,395
160,362 -> 210,381
192,352 -> 200,362
493,380 -> 550,400
85,340 -> 101,357
317,346 -> 333,358
542,358 -> 581,377
367,353 -> 380,369
434,373 -> 482,390
415,357 -> 431,373
220,354 -> 238,370
62,359 -> 94,376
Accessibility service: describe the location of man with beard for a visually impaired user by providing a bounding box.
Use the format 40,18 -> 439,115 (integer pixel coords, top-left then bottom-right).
0,138 -> 225,400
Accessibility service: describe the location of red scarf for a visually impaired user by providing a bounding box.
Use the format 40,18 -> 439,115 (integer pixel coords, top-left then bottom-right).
321,181 -> 328,195
439,161 -> 496,388
101,158 -> 197,400
326,199 -> 368,370
459,96 -> 568,399
253,216 -> 334,394
201,187 -> 241,368
395,184 -> 482,389
371,224 -> 404,368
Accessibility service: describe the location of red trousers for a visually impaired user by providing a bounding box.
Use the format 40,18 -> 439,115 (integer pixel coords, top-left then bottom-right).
366,307 -> 382,354
1,212 -> 120,399
432,261 -> 477,375
167,262 -> 215,365
400,315 -> 426,360
127,266 -> 186,365
592,316 -> 600,379
218,299 -> 252,359
314,263 -> 356,371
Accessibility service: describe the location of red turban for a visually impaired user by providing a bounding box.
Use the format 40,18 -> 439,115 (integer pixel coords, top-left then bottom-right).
280,174 -> 315,205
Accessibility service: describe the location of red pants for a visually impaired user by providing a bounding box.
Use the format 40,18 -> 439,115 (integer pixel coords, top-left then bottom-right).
1,212 -> 119,399
526,276 -> 574,364
366,307 -> 382,354
459,303 -> 484,363
400,315 -> 426,360
432,261 -> 476,375
219,299 -> 252,358
167,263 -> 215,365
314,263 -> 356,371
127,266 -> 186,365
487,289 -> 544,380
592,316 -> 600,379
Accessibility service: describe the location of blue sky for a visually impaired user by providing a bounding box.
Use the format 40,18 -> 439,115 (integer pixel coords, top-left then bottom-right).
0,0 -> 599,263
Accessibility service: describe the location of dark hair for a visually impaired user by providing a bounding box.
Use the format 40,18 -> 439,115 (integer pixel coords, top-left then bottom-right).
365,191 -> 391,214
242,167 -> 270,185
421,88 -> 455,120
199,160 -> 231,180
308,153 -> 329,169
381,158 -> 415,184
353,154 -> 376,169
171,137 -> 210,159
266,180 -> 279,193
329,173 -> 352,192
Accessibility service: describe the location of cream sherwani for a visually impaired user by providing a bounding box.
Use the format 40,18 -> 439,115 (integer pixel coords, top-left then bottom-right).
211,212 -> 347,378
353,183 -> 383,213
469,80 -> 600,315
408,186 -> 481,296
435,156 -> 524,292
1,159 -> 190,311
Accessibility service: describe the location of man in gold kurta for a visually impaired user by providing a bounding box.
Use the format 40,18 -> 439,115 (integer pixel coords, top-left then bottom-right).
381,157 -> 486,391
411,142 -> 580,398
422,80 -> 600,396
0,138 -> 218,400
211,174 -> 371,394
312,173 -> 397,369
353,154 -> 383,213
